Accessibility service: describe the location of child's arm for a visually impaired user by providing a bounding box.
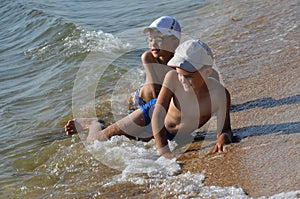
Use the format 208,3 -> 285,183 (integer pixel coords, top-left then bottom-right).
140,51 -> 160,100
212,88 -> 233,153
152,71 -> 175,158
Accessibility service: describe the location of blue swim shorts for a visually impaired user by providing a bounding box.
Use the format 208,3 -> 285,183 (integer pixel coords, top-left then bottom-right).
133,88 -> 146,108
139,98 -> 157,125
139,98 -> 175,140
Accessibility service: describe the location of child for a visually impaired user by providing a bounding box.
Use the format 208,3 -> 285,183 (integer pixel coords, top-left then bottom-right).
65,40 -> 232,158
152,39 -> 232,158
132,16 -> 181,107
65,16 -> 181,139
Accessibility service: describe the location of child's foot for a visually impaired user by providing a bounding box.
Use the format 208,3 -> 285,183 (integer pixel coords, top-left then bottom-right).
65,119 -> 79,135
64,118 -> 105,136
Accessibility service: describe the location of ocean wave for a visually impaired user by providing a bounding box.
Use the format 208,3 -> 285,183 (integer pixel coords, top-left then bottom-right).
0,1 -> 132,61
63,28 -> 132,53
25,22 -> 132,61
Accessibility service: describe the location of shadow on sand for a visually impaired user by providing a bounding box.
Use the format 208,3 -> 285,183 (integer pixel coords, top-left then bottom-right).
231,94 -> 300,112
234,122 -> 300,138
230,94 -> 300,138
193,92 -> 300,143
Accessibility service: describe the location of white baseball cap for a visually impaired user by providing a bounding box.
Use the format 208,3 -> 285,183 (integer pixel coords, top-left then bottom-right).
143,16 -> 181,40
167,40 -> 214,72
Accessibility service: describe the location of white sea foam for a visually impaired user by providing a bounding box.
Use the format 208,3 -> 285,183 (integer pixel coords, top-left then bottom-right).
63,27 -> 132,53
88,135 -> 179,173
25,25 -> 133,60
87,136 -> 248,198
87,136 -> 300,198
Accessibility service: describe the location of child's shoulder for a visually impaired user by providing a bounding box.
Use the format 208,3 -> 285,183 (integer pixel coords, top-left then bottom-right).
141,50 -> 156,63
207,77 -> 231,99
165,70 -> 178,79
207,77 -> 227,92
163,70 -> 180,87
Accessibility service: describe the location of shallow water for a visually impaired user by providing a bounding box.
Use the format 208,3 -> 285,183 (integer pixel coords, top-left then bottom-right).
0,0 -> 299,198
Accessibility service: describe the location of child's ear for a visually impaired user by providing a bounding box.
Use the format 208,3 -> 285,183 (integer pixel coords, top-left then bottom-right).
172,38 -> 180,49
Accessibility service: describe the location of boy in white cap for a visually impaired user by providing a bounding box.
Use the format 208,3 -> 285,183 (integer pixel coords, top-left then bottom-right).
65,16 -> 181,141
65,40 -> 232,158
132,16 -> 181,107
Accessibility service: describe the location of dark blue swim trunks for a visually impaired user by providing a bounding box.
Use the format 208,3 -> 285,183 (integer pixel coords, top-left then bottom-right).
139,98 -> 175,140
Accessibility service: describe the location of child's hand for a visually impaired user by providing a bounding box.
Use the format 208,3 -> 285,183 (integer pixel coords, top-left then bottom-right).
211,133 -> 232,153
162,152 -> 174,159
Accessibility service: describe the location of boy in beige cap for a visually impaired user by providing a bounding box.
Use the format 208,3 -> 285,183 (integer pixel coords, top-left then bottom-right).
153,39 -> 232,158
65,40 -> 232,158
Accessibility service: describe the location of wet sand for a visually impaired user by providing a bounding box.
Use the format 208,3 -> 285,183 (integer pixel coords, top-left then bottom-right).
178,132 -> 300,197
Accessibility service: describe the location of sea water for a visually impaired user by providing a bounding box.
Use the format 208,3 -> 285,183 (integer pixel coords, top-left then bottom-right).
0,0 -> 299,198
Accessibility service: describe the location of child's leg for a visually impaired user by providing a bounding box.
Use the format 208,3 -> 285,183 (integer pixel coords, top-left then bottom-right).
87,109 -> 150,142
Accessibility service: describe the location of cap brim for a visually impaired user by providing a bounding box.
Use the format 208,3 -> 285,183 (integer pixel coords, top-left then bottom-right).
143,27 -> 157,34
167,55 -> 197,72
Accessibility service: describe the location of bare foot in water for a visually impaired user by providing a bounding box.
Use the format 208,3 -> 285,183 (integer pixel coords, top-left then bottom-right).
64,118 -> 105,136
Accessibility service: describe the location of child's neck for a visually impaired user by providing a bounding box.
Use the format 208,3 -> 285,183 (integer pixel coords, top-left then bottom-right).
157,53 -> 174,65
195,80 -> 210,96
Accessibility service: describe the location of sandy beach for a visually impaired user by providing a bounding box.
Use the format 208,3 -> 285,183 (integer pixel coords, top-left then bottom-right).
178,132 -> 300,197
178,1 -> 300,197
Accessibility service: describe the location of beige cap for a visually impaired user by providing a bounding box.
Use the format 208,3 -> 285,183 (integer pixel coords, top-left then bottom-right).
168,40 -> 214,72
